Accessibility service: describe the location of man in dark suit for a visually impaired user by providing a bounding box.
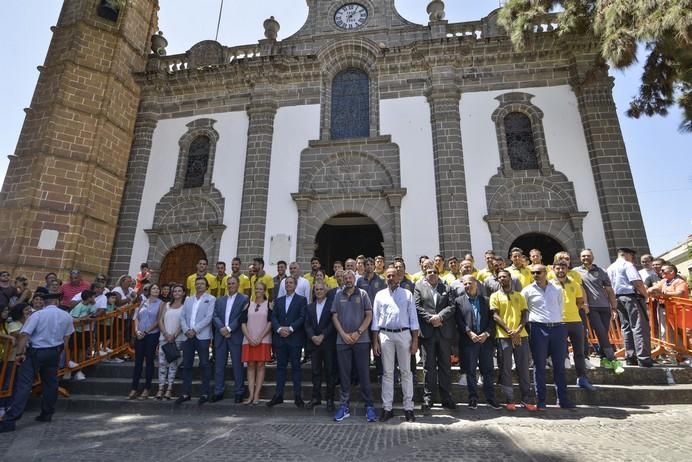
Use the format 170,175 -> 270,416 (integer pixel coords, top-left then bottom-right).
304,280 -> 336,411
268,276 -> 307,407
454,275 -> 500,410
212,276 -> 249,403
415,266 -> 456,410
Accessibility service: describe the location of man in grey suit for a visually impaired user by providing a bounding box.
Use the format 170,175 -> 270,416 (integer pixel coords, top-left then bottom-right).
415,267 -> 457,410
176,277 -> 216,405
212,276 -> 249,403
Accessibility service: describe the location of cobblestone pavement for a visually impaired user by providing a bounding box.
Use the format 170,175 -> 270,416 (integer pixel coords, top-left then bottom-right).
2,405 -> 691,461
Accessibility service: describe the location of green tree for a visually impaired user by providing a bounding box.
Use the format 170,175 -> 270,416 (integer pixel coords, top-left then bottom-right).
498,0 -> 692,132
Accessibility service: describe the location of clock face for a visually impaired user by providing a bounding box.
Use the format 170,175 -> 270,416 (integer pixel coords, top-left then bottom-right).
334,3 -> 368,30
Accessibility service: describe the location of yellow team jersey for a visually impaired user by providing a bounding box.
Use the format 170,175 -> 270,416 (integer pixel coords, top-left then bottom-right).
553,277 -> 583,323
305,273 -> 338,289
547,268 -> 583,285
489,290 -> 529,338
250,273 -> 274,301
507,265 -> 533,288
441,272 -> 458,285
411,271 -> 424,282
476,268 -> 493,283
186,273 -> 217,295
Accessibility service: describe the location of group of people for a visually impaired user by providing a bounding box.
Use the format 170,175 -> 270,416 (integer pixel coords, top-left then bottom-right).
0,246 -> 689,432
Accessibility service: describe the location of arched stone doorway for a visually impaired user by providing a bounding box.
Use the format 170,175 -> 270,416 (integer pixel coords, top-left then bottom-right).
510,233 -> 565,266
158,244 -> 206,286
315,213 -> 384,273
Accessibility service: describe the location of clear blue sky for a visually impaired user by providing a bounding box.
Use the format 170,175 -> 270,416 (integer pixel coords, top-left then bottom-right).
1,1 -> 689,255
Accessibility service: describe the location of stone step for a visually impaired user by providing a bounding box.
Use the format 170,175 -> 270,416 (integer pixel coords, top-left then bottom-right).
78,361 -> 692,386
60,377 -> 692,406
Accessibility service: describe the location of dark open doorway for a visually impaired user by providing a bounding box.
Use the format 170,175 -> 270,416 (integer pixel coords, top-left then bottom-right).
315,213 -> 384,274
509,233 -> 565,266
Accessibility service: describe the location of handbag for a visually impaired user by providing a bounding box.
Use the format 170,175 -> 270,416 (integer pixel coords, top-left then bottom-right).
161,341 -> 180,363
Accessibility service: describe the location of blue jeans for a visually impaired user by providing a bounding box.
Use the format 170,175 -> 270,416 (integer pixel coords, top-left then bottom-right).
182,337 -> 211,397
214,338 -> 244,397
4,347 -> 60,421
529,322 -> 570,406
131,332 -> 159,390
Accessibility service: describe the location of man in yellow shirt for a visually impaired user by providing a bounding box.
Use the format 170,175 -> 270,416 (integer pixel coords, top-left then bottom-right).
463,253 -> 479,279
303,256 -> 322,287
211,261 -> 229,298
434,254 -> 450,281
490,269 -> 535,411
374,255 -> 386,279
186,258 -> 216,295
547,251 -> 583,285
411,255 -> 429,283
230,257 -> 251,297
552,260 -> 594,391
475,250 -> 496,283
249,257 -> 274,302
506,247 -> 532,288
443,256 -> 461,285
529,248 -> 543,266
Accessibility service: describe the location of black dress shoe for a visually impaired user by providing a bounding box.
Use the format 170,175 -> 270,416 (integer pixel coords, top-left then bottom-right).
441,400 -> 457,410
294,398 -> 305,408
625,357 -> 638,366
175,395 -> 191,405
404,410 -> 415,422
305,399 -> 321,409
198,395 -> 209,405
211,393 -> 224,403
380,409 -> 394,422
326,400 -> 335,412
35,414 -> 52,423
638,360 -> 654,368
267,395 -> 284,407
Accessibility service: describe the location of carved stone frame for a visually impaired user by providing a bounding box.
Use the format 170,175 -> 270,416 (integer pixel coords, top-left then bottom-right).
491,92 -> 552,176
174,118 -> 220,189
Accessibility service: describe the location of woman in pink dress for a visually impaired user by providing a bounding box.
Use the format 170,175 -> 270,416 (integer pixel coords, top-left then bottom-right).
240,281 -> 272,405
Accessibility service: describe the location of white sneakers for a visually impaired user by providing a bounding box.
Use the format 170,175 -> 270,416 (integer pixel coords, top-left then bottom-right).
74,371 -> 86,381
68,360 -> 79,369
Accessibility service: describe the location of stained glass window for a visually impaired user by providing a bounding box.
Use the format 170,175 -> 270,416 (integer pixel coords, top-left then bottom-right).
331,69 -> 369,139
504,112 -> 539,170
184,135 -> 210,188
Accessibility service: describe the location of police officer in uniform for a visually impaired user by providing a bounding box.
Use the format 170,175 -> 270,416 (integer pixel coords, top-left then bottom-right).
0,292 -> 75,432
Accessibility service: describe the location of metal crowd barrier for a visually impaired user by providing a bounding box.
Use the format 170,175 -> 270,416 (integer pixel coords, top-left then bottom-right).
0,304 -> 137,399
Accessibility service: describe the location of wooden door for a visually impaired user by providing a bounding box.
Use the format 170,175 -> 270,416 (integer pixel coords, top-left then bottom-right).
158,244 -> 206,287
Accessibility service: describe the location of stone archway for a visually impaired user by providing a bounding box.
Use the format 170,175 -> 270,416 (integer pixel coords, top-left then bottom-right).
315,213 -> 385,272
158,243 -> 206,286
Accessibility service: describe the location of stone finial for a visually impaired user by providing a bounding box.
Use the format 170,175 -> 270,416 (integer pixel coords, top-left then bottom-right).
263,16 -> 280,41
427,0 -> 445,21
151,30 -> 168,56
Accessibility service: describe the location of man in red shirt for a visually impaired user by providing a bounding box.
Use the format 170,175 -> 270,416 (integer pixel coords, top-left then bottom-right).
60,270 -> 91,310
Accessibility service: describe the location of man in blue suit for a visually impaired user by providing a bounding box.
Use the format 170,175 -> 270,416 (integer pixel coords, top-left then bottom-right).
267,276 -> 307,407
177,277 -> 216,405
212,276 -> 249,403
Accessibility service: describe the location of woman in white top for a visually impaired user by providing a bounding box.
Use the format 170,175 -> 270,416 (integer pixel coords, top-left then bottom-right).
156,284 -> 185,400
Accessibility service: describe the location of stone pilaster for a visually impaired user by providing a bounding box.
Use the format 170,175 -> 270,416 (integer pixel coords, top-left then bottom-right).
236,92 -> 278,264
425,68 -> 472,258
108,114 -> 158,280
570,59 -> 649,259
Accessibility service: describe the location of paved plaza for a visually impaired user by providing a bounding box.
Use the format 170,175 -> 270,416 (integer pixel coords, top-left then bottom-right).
2,404 -> 690,461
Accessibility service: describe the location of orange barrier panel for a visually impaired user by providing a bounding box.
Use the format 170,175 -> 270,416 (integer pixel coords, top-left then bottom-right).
648,295 -> 692,358
0,304 -> 137,400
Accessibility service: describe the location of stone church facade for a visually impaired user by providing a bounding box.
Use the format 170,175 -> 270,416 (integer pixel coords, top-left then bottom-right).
0,0 -> 649,284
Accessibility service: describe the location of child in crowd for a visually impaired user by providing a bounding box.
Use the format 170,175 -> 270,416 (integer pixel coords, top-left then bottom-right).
70,290 -> 97,380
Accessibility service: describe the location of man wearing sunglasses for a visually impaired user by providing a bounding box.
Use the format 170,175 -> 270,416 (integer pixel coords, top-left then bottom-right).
522,265 -> 575,410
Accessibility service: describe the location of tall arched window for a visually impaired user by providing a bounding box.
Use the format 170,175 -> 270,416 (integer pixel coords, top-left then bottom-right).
184,135 -> 210,188
504,112 -> 539,170
331,69 -> 369,139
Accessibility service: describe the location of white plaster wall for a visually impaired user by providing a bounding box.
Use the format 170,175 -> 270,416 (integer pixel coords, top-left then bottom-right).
128,112 -> 249,276
381,96 -> 440,266
263,105 -> 321,275
461,85 -> 610,265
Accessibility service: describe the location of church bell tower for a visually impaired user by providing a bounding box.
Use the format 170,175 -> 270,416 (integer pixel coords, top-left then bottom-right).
0,0 -> 159,282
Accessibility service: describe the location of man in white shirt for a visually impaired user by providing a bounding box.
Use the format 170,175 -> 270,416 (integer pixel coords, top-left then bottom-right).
279,262 -> 311,302
522,265 -> 575,410
372,267 -> 420,422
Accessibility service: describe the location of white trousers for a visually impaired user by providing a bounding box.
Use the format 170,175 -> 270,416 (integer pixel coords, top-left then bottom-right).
379,330 -> 413,411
